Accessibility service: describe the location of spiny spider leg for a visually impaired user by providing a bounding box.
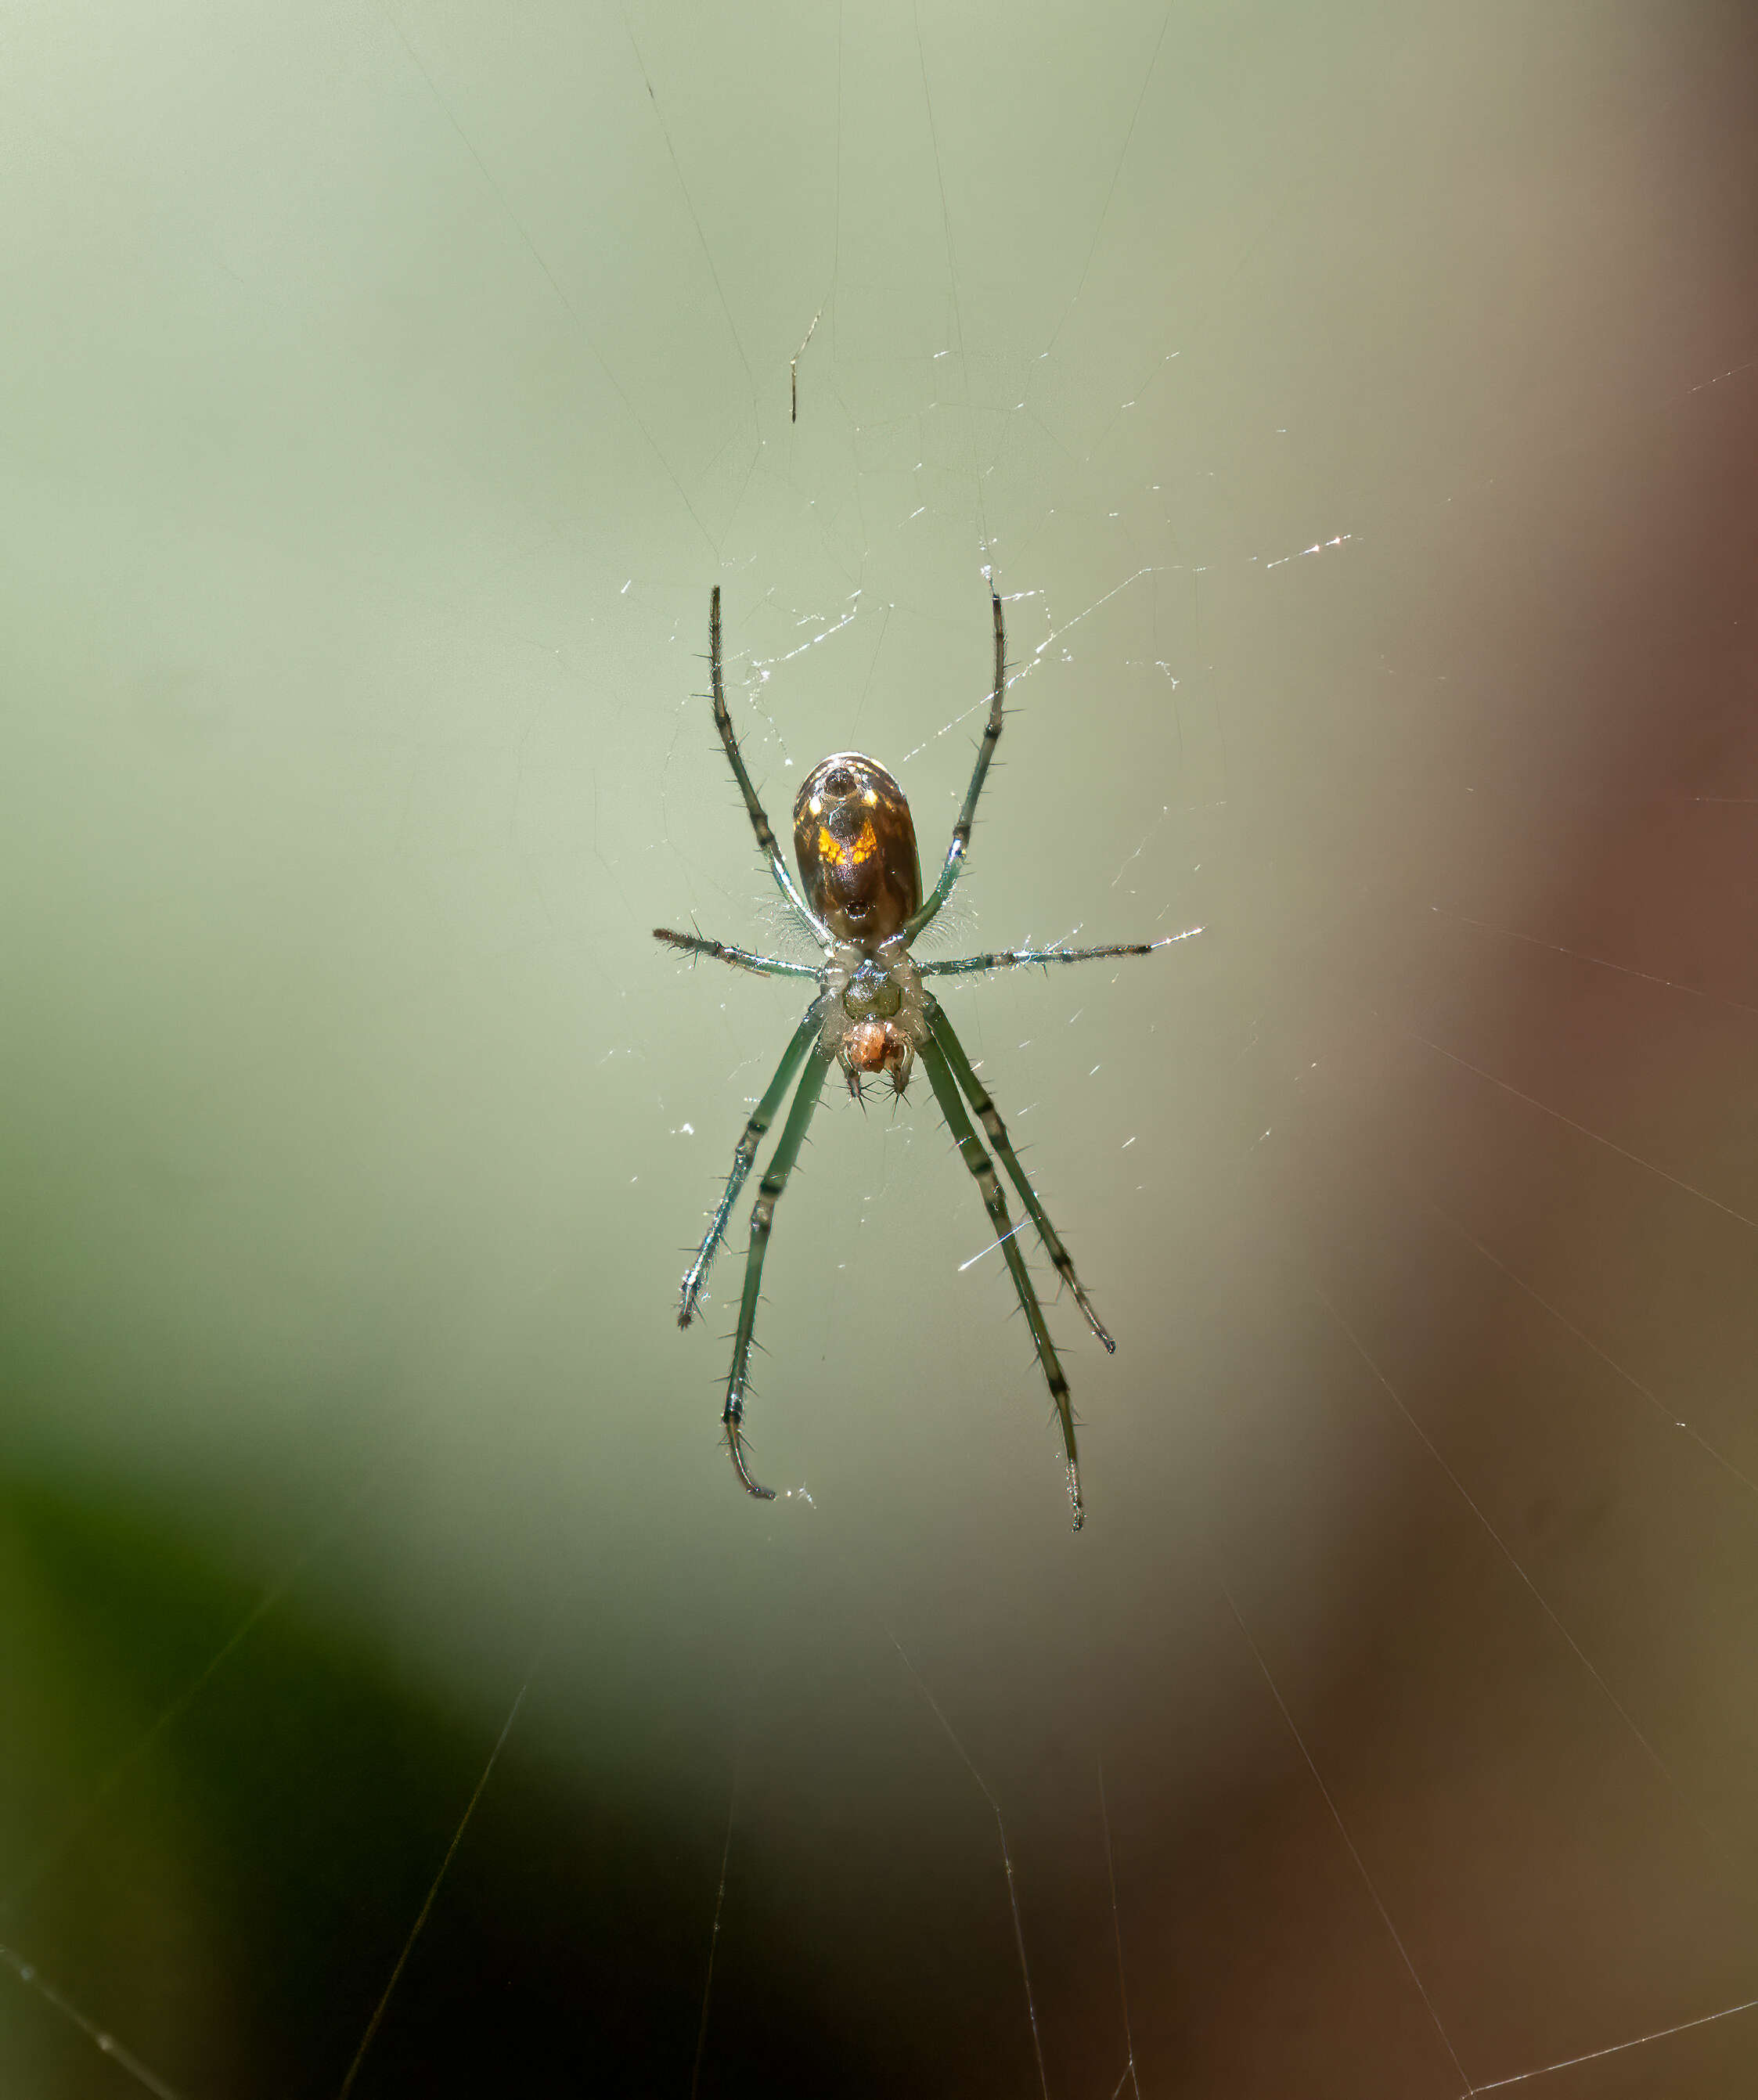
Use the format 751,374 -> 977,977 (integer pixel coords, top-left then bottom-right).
706,585 -> 833,948
927,996 -> 1115,1353
918,1033 -> 1085,1531
902,584 -> 1007,942
679,1006 -> 820,1328
654,927 -> 820,979
723,1040 -> 835,1500
921,932 -> 1199,978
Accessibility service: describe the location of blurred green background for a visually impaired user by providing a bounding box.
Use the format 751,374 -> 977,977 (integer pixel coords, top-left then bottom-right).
5,3 -> 1758,2094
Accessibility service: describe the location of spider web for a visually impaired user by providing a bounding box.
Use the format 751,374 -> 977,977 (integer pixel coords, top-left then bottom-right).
5,2 -> 1758,2095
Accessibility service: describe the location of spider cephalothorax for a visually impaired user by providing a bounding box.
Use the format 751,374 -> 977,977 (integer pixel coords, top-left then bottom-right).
654,584 -> 1198,1528
818,944 -> 927,1097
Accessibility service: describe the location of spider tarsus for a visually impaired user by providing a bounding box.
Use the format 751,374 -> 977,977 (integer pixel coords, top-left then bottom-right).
1066,1461 -> 1086,1532
1075,1294 -> 1117,1352
725,1421 -> 776,1502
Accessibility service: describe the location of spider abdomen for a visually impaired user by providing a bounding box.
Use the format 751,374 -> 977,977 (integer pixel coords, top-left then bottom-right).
792,753 -> 921,946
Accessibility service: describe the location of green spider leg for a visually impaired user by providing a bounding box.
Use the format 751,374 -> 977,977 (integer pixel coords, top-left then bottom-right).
654,926 -> 821,979
918,1027 -> 1085,1531
678,1005 -> 821,1328
722,1039 -> 835,1500
902,584 -> 1007,943
927,994 -> 1115,1351
706,585 -> 833,949
922,932 -> 1198,978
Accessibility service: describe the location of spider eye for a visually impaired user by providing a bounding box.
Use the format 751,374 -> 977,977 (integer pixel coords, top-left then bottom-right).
824,767 -> 856,798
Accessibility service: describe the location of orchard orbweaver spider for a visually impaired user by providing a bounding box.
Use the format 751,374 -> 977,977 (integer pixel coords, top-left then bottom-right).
655,585 -> 1196,1529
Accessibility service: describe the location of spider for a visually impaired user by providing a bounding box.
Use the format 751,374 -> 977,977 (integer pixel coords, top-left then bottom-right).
654,585 -> 1192,1529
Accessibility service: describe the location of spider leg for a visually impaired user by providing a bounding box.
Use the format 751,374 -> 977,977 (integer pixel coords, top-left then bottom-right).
921,930 -> 1201,978
654,927 -> 821,979
918,1033 -> 1085,1531
722,1039 -> 835,1500
679,1005 -> 821,1328
927,996 -> 1115,1352
705,587 -> 833,948
903,584 -> 1007,942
